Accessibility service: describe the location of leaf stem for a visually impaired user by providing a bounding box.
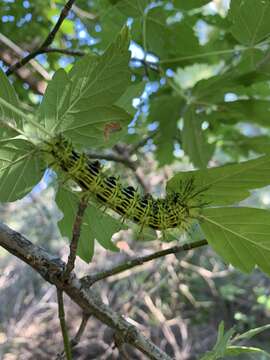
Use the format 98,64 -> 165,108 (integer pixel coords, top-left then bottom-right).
6,0 -> 76,76
81,239 -> 208,285
159,47 -> 247,64
63,195 -> 89,280
142,11 -> 148,56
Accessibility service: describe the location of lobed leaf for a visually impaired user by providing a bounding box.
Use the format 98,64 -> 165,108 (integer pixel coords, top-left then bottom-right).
182,106 -> 214,168
149,95 -> 183,166
0,139 -> 44,202
37,26 -> 132,148
167,155 -> 270,206
229,0 -> 270,46
225,346 -> 270,358
201,207 -> 270,274
0,68 -> 23,137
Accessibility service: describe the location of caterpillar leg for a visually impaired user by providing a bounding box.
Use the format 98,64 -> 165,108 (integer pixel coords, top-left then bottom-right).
119,214 -> 127,224
102,205 -> 109,213
161,230 -> 167,241
57,173 -> 73,188
95,201 -> 107,213
138,222 -> 145,235
47,160 -> 57,168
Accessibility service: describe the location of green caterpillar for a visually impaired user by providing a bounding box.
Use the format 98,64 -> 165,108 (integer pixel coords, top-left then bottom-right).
44,135 -> 207,233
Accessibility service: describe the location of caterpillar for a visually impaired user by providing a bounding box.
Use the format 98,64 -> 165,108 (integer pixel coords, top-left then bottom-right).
43,135 -> 207,233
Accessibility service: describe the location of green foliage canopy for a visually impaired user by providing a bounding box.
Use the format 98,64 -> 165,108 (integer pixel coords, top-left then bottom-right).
1,0 -> 270,277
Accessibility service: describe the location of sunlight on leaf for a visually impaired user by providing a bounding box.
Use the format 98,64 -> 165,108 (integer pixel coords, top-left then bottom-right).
201,207 -> 270,274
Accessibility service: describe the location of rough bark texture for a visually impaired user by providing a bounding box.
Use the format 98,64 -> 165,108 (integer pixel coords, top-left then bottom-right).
0,222 -> 172,360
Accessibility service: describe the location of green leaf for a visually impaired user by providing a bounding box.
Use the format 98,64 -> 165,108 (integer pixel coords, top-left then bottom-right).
56,188 -> 94,262
182,107 -> 214,168
115,81 -> 145,115
233,324 -> 270,342
229,0 -> 270,45
173,0 -> 211,10
93,0 -> 147,47
149,95 -> 183,166
167,155 -> 270,206
222,134 -> 270,158
200,322 -> 270,359
56,188 -> 125,263
60,19 -> 74,35
37,69 -> 72,133
0,68 -> 23,136
145,9 -> 201,62
193,49 -> 270,103
238,135 -> 270,155
211,99 -> 270,127
200,322 -> 235,360
63,104 -> 131,148
115,0 -> 148,17
92,0 -> 126,48
225,346 -> 270,358
168,20 -> 202,59
146,7 -> 170,58
201,207 -> 270,274
0,139 -> 44,202
193,72 -> 239,103
40,27 -> 131,148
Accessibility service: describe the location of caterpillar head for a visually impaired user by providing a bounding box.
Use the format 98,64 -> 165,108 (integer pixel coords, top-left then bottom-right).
166,178 -> 209,228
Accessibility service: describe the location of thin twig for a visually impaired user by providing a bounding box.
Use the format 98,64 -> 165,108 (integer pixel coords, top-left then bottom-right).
87,151 -> 135,168
72,313 -> 90,346
57,288 -> 72,360
43,47 -> 85,57
46,48 -> 160,75
6,0 -> 76,76
57,313 -> 90,359
129,132 -> 158,155
114,332 -> 130,360
63,196 -> 89,280
0,222 -> 173,359
0,32 -> 50,79
0,51 -> 47,94
7,40 -> 159,73
81,239 -> 208,286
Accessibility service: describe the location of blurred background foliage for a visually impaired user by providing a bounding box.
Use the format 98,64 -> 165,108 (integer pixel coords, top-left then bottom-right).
1,0 -> 270,358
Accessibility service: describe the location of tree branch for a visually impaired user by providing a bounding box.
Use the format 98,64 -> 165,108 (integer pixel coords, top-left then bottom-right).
86,151 -> 135,168
0,222 -> 172,360
63,196 -> 89,280
6,0 -> 76,76
129,132 -> 158,155
0,48 -> 47,94
10,43 -> 160,76
72,313 -> 90,346
57,288 -> 72,360
43,47 -> 85,57
82,239 -> 208,286
0,32 -> 50,80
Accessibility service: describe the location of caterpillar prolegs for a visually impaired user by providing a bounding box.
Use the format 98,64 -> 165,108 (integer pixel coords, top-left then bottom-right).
44,135 -> 207,233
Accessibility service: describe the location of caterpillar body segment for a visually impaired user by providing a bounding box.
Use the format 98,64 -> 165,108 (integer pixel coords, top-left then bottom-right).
44,135 -> 207,232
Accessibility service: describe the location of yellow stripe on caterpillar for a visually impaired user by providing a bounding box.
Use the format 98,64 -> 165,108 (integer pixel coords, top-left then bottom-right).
43,135 -> 207,232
